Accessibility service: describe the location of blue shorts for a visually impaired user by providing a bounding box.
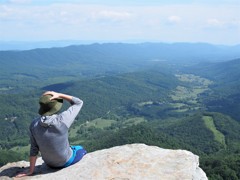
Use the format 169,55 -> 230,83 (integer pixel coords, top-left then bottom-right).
63,145 -> 87,167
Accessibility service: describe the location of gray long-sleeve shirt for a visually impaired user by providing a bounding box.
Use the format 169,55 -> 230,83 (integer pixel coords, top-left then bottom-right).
29,97 -> 83,167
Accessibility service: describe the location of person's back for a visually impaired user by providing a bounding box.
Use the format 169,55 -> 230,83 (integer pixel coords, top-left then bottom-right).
30,115 -> 70,167
16,91 -> 86,178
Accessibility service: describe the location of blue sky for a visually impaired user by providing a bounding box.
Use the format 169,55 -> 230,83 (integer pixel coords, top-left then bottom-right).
0,0 -> 239,45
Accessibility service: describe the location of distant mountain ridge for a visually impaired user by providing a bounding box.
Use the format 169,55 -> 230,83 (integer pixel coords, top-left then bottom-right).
1,42 -> 240,67
1,40 -> 239,51
0,40 -> 94,50
1,42 -> 240,86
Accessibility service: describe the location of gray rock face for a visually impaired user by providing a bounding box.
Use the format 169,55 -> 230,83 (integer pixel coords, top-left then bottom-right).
0,144 -> 208,180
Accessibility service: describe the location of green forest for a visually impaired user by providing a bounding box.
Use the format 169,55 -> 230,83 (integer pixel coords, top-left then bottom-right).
0,43 -> 240,180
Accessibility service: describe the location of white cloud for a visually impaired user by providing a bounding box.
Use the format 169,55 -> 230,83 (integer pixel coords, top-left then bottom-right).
167,15 -> 182,24
92,10 -> 133,22
207,18 -> 224,26
206,18 -> 240,30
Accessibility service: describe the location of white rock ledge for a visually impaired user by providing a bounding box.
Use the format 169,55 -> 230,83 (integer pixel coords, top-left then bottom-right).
0,144 -> 208,180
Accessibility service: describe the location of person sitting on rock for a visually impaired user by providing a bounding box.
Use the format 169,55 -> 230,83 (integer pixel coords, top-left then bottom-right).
16,91 -> 87,177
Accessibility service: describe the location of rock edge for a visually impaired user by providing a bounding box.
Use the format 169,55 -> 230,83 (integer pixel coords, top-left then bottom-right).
0,144 -> 208,180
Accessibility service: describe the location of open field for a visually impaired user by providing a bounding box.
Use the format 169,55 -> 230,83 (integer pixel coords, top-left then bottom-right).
169,74 -> 212,113
70,117 -> 146,137
203,115 -> 226,147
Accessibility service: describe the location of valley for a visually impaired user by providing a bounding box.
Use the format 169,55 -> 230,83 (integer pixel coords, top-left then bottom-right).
0,43 -> 240,179
170,74 -> 212,112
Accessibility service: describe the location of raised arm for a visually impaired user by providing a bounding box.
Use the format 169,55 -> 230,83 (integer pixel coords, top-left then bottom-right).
43,91 -> 73,103
44,91 -> 83,128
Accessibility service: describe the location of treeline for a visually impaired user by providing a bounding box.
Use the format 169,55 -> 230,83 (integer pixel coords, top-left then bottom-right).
0,93 -> 38,149
62,70 -> 179,122
0,150 -> 25,167
158,113 -> 225,154
201,153 -> 240,180
82,123 -> 181,151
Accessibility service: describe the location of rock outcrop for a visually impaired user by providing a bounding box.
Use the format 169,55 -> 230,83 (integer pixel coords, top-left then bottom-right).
0,144 -> 207,180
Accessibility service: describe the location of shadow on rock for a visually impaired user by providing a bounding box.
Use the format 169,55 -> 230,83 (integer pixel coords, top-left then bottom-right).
0,163 -> 61,179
